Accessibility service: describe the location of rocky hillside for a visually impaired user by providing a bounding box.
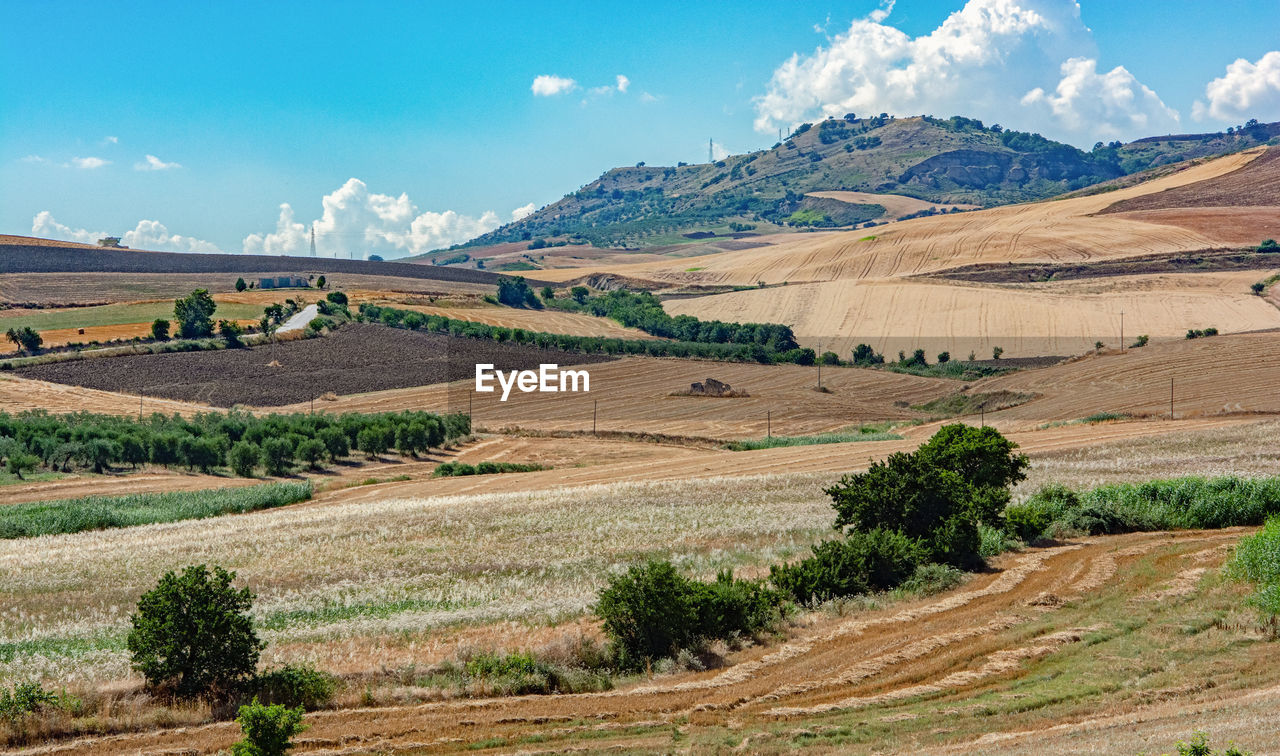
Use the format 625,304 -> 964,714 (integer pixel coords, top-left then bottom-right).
455,115 -> 1280,251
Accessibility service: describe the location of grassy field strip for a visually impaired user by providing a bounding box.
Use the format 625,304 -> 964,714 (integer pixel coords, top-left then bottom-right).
0,481 -> 312,539
0,473 -> 834,685
0,300 -> 266,332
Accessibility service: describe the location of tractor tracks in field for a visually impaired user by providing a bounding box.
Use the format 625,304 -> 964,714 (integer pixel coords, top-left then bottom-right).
23,528 -> 1249,755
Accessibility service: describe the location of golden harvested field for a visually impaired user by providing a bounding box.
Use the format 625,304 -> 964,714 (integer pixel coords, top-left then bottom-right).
12,479 -> 1278,754
976,329 -> 1280,426
664,272 -> 1280,358
274,356 -> 954,438
538,148 -> 1268,287
807,190 -> 981,219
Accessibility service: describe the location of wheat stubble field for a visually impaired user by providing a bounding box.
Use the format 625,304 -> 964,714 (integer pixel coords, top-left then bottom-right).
4,145 -> 1280,754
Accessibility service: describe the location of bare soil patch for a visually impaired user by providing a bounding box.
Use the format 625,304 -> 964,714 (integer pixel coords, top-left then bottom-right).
15,324 -> 613,407
1101,146 -> 1280,213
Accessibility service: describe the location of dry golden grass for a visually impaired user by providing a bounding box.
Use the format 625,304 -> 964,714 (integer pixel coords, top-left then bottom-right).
664,272 -> 1280,358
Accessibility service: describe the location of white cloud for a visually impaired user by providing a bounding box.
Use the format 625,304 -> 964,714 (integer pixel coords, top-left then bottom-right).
531,74 -> 577,96
511,203 -> 536,221
1021,57 -> 1178,141
122,220 -> 221,253
639,92 -> 659,103
243,178 -> 511,258
1193,50 -> 1280,122
20,154 -> 46,164
103,136 -> 119,145
134,154 -> 181,171
753,0 -> 1179,145
711,141 -> 730,161
616,74 -> 630,93
31,211 -> 221,253
71,156 -> 110,169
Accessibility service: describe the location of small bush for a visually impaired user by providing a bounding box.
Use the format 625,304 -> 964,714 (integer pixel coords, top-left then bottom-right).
229,441 -> 260,478
433,461 -> 544,477
597,560 -> 700,668
250,664 -> 337,710
1171,730 -> 1252,756
770,529 -> 924,603
231,698 -> 306,756
1004,500 -> 1055,542
0,682 -> 65,724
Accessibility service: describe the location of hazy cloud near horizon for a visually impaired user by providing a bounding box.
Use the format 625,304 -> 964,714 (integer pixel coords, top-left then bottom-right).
753,0 -> 1181,145
241,178 -> 523,258
31,211 -> 222,254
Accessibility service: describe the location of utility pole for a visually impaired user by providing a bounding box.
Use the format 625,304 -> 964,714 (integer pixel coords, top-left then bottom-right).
816,339 -> 822,389
309,224 -> 317,257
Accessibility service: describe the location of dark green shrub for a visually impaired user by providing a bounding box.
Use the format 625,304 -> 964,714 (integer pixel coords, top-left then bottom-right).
175,289 -> 217,339
250,664 -> 336,710
325,291 -> 348,306
229,441 -> 260,478
770,529 -> 924,603
295,439 -> 326,470
231,698 -> 306,756
151,318 -> 170,341
127,564 -> 263,700
825,424 -> 1026,567
1003,501 -> 1054,542
693,571 -> 785,639
596,560 -> 701,668
260,438 -> 294,477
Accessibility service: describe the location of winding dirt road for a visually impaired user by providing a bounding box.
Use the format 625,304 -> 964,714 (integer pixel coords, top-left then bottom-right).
22,528 -> 1257,755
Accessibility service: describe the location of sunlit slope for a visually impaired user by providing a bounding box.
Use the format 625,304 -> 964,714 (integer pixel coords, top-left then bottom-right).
664,271 -> 1280,358
537,148 -> 1268,287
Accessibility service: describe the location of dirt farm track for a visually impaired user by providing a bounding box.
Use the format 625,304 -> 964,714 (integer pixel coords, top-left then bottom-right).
23,528 -> 1277,755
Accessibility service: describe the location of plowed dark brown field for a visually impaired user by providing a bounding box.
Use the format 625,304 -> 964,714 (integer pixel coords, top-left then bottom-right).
15,325 -> 613,407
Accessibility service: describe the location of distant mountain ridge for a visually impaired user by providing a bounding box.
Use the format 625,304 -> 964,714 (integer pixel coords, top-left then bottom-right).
451,115 -> 1280,253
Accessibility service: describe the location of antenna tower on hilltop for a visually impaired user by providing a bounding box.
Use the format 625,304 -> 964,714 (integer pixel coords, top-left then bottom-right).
708,138 -> 713,163
309,224 -> 317,257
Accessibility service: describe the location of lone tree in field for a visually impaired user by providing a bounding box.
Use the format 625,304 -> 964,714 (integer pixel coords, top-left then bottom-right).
5,326 -> 42,355
496,276 -> 542,309
151,318 -> 170,341
570,285 -> 590,304
127,564 -> 263,700
824,424 -> 1028,568
235,277 -> 247,292
175,289 -> 218,339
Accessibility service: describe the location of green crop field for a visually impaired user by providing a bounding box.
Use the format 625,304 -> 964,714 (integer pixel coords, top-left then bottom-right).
0,300 -> 265,331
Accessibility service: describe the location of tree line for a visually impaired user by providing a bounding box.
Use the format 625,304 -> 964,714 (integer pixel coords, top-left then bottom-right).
0,409 -> 470,480
358,301 -> 821,365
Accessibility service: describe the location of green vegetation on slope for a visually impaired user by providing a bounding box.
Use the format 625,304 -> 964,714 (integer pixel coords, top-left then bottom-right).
452,115 -> 1280,250
0,481 -> 313,539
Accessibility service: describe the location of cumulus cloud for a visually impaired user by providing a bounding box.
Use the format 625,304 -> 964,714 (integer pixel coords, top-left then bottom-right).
616,75 -> 630,93
243,178 -> 511,258
1022,57 -> 1178,141
753,0 -> 1178,145
531,74 -> 577,96
134,154 -> 181,171
1193,51 -> 1280,122
71,156 -> 110,169
511,203 -> 536,221
31,211 -> 221,253
711,141 -> 730,161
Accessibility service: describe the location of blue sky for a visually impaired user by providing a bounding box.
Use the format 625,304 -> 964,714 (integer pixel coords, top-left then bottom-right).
3,0 -> 1278,258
